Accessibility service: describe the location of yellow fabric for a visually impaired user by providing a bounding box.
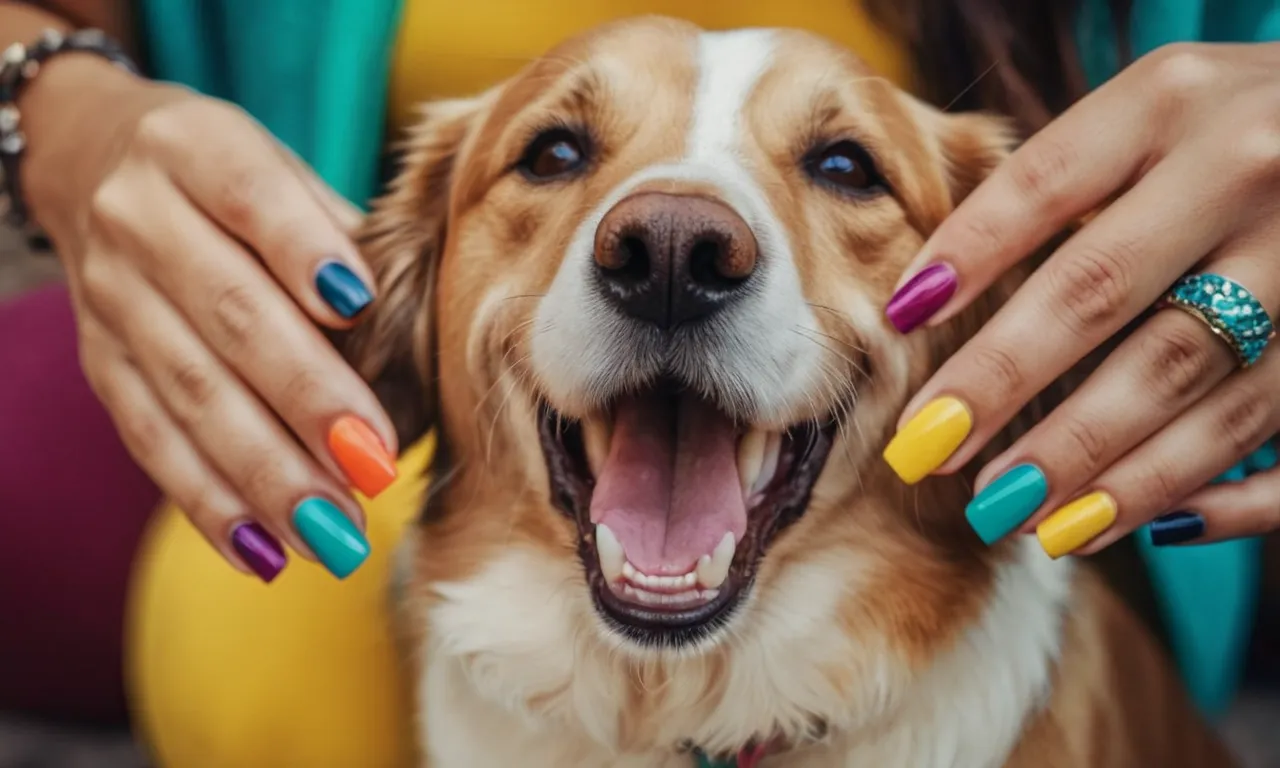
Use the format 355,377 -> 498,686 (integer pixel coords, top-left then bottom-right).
126,436 -> 434,768
388,0 -> 912,131
129,7 -> 911,767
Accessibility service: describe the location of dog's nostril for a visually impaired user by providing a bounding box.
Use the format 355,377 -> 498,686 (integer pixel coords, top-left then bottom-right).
687,238 -> 749,291
611,236 -> 652,283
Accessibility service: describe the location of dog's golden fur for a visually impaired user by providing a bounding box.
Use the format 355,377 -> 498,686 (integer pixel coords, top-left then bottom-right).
344,17 -> 1233,767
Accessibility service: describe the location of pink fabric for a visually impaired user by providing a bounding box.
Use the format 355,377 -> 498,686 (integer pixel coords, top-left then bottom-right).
0,283 -> 160,723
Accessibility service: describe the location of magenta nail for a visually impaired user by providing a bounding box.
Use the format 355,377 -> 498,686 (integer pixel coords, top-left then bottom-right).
231,522 -> 287,583
885,262 -> 958,333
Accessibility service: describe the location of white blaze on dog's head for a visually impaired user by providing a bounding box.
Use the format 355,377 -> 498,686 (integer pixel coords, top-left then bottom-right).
350,15 -> 1025,676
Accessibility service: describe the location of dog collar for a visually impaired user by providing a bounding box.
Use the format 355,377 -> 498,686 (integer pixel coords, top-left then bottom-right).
695,740 -> 771,768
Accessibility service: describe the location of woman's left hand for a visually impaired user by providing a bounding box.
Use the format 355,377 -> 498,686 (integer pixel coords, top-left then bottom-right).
880,41 -> 1280,557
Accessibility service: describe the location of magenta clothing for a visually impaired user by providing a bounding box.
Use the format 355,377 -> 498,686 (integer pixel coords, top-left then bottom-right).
0,283 -> 161,723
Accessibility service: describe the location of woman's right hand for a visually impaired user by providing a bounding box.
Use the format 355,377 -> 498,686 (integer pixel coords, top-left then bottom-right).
21,56 -> 399,581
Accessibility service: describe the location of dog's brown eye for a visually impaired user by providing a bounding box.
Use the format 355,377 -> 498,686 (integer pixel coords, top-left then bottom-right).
519,129 -> 588,180
807,140 -> 884,194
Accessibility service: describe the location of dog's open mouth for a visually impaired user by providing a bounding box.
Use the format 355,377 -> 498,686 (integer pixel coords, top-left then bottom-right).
539,379 -> 836,646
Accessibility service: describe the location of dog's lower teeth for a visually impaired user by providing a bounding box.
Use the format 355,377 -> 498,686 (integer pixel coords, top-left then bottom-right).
696,532 -> 736,589
620,583 -> 719,608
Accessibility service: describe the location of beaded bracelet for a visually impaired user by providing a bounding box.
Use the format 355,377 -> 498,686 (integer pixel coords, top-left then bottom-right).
0,28 -> 140,238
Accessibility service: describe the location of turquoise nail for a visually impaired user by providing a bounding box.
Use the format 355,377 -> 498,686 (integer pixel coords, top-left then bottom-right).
1245,440 -> 1277,473
1211,462 -> 1248,485
965,464 -> 1048,545
293,497 -> 370,579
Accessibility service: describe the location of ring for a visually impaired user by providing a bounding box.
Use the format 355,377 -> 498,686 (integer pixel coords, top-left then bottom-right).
1158,273 -> 1275,368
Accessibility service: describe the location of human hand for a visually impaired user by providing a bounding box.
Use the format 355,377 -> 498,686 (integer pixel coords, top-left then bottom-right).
878,42 -> 1280,557
21,56 -> 399,581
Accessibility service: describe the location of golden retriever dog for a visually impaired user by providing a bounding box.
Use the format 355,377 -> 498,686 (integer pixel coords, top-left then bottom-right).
344,16 -> 1234,767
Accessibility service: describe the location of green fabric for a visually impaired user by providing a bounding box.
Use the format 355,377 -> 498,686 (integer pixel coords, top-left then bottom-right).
136,0 -> 1277,725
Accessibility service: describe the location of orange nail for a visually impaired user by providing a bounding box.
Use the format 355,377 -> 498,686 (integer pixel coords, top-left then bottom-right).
328,415 -> 397,498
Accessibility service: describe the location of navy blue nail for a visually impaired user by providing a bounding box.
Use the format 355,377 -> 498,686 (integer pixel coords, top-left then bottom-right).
1149,512 -> 1206,546
315,261 -> 372,319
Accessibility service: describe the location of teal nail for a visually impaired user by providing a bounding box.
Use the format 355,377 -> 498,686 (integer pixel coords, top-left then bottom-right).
965,464 -> 1048,545
293,497 -> 370,579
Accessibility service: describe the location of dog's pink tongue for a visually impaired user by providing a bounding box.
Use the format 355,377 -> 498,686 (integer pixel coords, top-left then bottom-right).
591,392 -> 745,575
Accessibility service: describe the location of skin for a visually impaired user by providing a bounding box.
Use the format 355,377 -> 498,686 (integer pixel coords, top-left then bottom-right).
893,41 -> 1280,552
7,0 -> 394,573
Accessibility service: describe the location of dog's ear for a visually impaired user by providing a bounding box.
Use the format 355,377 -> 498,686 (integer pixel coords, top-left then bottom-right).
340,94 -> 494,450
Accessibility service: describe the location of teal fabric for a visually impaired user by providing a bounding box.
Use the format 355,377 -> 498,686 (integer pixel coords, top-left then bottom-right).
1076,0 -> 1279,719
136,0 -> 1277,724
138,0 -> 404,209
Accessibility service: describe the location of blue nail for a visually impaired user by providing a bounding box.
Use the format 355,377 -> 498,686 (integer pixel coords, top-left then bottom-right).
1210,461 -> 1248,485
965,464 -> 1048,545
1148,511 -> 1205,547
1245,439 -> 1278,473
315,261 -> 372,319
293,497 -> 370,578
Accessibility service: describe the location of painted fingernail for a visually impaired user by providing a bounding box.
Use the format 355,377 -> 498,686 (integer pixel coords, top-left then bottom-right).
1245,440 -> 1277,473
315,261 -> 373,319
965,464 -> 1048,545
293,497 -> 370,579
1148,511 -> 1206,547
885,262 -> 958,333
1036,491 -> 1117,559
328,415 -> 397,497
1211,461 -> 1248,485
230,522 -> 287,583
883,396 -> 972,485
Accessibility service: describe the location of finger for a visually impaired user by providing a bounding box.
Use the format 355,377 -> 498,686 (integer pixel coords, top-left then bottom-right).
1031,341 -> 1280,559
111,184 -> 398,495
884,145 -> 1243,485
77,314 -> 287,582
1154,449 -> 1280,545
966,252 -> 1277,544
159,104 -> 375,326
89,266 -> 372,579
272,140 -> 364,234
885,72 -> 1156,334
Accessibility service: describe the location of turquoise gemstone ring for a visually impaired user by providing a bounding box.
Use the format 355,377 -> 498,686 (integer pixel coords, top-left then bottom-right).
1158,274 -> 1275,368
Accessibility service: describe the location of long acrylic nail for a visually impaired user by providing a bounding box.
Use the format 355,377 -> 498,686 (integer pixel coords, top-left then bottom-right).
328,415 -> 397,498
882,396 -> 972,484
293,497 -> 370,579
1036,491 -> 1117,559
1149,512 -> 1206,547
315,261 -> 373,319
231,522 -> 287,583
965,464 -> 1048,545
886,262 -> 958,333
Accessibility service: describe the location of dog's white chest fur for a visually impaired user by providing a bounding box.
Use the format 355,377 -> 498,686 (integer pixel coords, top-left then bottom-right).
408,536 -> 1072,768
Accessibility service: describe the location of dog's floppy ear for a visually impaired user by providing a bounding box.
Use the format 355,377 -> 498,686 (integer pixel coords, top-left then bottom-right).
341,94 -> 494,450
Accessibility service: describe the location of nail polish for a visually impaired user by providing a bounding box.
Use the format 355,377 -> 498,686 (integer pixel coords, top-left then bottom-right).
293,497 -> 370,579
1245,440 -> 1277,473
1211,461 -> 1248,485
885,263 -> 958,334
328,415 -> 397,498
231,522 -> 287,583
965,464 -> 1048,545
882,396 -> 972,485
1036,491 -> 1117,559
315,261 -> 373,319
1149,512 -> 1205,547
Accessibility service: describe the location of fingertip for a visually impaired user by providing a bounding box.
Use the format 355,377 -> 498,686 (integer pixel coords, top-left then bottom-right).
314,259 -> 375,322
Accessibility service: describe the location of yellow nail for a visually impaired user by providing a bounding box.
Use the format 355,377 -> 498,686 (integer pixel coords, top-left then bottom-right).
882,396 -> 973,484
1036,491 -> 1118,559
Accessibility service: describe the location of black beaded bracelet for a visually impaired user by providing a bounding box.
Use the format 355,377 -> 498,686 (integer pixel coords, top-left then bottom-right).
0,28 -> 140,234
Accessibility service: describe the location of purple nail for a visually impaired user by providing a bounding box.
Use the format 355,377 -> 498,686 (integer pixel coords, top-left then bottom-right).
231,522 -> 287,583
886,262 -> 958,333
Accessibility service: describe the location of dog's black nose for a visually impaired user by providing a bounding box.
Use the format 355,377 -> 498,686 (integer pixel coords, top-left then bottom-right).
593,192 -> 758,329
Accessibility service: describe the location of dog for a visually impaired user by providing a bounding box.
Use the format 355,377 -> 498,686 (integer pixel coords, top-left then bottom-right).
343,16 -> 1235,767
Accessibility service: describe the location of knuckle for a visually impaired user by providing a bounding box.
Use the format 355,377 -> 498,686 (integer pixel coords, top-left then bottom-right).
1140,320 -> 1216,404
968,343 -> 1027,399
1145,44 -> 1217,107
238,454 -> 296,508
1217,384 -> 1273,456
1136,457 -> 1186,513
210,162 -> 268,232
121,412 -> 168,463
77,258 -> 122,320
1229,123 -> 1280,190
210,282 -> 263,350
280,366 -> 332,416
165,357 -> 220,412
1061,415 -> 1110,470
1044,241 -> 1135,335
88,179 -> 136,234
1008,138 -> 1077,209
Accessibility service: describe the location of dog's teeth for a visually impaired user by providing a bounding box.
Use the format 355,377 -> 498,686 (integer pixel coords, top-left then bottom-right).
751,432 -> 782,497
738,429 -> 767,497
583,418 -> 612,478
696,532 -> 736,589
596,523 -> 625,583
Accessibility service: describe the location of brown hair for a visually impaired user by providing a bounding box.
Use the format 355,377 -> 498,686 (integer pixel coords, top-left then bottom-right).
866,0 -> 1132,134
